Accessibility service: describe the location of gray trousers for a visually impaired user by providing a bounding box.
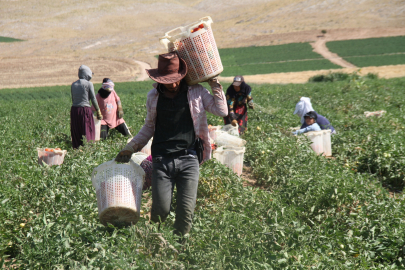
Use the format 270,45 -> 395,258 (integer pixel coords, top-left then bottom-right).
151,155 -> 199,236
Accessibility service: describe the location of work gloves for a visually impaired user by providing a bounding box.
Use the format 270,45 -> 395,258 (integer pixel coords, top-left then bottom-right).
248,100 -> 254,110
118,105 -> 124,119
115,142 -> 140,163
96,109 -> 103,120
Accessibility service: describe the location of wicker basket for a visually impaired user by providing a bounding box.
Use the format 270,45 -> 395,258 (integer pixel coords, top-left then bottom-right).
94,116 -> 101,141
37,148 -> 67,166
160,16 -> 223,85
91,159 -> 145,227
213,146 -> 245,176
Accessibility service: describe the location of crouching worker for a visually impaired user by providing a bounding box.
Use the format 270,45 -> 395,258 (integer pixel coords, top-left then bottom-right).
92,78 -> 131,139
71,65 -> 102,149
115,52 -> 228,238
292,111 -> 321,135
294,97 -> 335,133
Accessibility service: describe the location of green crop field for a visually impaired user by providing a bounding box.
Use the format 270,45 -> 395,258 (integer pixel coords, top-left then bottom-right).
219,43 -> 341,76
326,36 -> 405,57
1,77 -> 405,269
326,36 -> 405,67
221,59 -> 340,76
343,54 -> 405,67
0,36 -> 23,43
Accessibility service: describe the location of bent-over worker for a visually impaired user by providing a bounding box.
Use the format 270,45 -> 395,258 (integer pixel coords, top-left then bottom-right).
223,75 -> 254,134
92,78 -> 131,139
115,52 -> 228,238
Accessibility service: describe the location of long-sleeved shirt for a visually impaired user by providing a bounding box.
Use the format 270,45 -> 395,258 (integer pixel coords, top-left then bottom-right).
71,65 -> 99,110
126,79 -> 228,164
293,123 -> 321,135
300,113 -> 335,133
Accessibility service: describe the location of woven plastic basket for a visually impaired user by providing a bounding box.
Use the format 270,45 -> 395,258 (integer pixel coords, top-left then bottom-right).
215,131 -> 246,147
131,152 -> 149,165
140,138 -> 153,156
94,116 -> 101,141
92,159 -> 145,227
160,16 -> 223,85
213,146 -> 245,176
304,131 -> 324,155
37,148 -> 67,166
221,124 -> 239,136
208,125 -> 222,141
322,130 -> 332,157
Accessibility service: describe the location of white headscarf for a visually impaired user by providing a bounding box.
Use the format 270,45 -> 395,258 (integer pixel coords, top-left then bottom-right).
293,97 -> 314,124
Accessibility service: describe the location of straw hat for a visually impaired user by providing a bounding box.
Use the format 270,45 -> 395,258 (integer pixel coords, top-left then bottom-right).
146,52 -> 188,84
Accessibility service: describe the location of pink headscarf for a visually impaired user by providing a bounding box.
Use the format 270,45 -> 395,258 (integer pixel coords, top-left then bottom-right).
102,81 -> 115,92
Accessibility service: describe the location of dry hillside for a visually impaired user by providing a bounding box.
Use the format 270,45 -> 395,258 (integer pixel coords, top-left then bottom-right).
0,0 -> 404,89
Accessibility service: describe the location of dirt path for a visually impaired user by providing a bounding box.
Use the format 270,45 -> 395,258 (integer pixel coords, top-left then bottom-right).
311,38 -> 357,68
134,61 -> 152,81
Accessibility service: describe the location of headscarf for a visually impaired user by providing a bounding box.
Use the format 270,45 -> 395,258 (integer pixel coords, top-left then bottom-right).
294,97 -> 314,124
98,78 -> 115,99
102,79 -> 114,92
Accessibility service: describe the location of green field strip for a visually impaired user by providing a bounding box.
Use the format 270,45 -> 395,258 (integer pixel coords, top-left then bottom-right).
326,36 -> 405,57
221,59 -> 341,76
0,36 -> 24,42
219,42 -> 323,67
343,53 -> 405,67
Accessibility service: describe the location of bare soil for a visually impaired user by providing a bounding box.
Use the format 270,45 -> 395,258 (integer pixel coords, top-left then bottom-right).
1,0 -> 404,89
310,39 -> 357,68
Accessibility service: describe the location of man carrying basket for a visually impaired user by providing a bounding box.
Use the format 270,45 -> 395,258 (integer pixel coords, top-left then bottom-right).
115,52 -> 228,239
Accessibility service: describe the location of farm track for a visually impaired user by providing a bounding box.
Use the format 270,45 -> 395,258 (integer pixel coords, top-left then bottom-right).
311,39 -> 357,68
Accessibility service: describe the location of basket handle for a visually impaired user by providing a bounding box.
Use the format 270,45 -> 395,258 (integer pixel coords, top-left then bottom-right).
163,26 -> 186,40
162,16 -> 213,40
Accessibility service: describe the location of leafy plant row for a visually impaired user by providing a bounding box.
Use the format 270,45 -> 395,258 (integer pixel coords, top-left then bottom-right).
219,43 -> 324,67
221,59 -> 340,77
1,77 -> 405,269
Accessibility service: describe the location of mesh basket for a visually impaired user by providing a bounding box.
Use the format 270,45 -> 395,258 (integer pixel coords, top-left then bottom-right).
215,131 -> 246,147
91,159 -> 145,227
37,148 -> 67,166
221,124 -> 239,136
213,146 -> 245,176
322,130 -> 332,157
140,138 -> 153,156
94,116 -> 101,141
304,131 -> 324,155
131,152 -> 149,165
208,125 -> 222,141
160,16 -> 223,85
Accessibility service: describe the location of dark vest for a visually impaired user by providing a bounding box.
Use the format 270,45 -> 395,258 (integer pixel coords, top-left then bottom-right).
151,82 -> 195,157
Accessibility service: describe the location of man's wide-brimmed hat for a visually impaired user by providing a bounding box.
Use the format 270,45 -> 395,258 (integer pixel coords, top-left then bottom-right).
146,52 -> 188,84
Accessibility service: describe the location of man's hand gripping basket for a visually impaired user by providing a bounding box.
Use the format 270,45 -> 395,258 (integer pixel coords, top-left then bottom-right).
92,159 -> 145,227
160,16 -> 223,85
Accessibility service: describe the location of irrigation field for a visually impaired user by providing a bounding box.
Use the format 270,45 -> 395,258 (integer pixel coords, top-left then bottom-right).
326,36 -> 405,67
1,76 -> 405,268
218,36 -> 405,76
219,43 -> 341,76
